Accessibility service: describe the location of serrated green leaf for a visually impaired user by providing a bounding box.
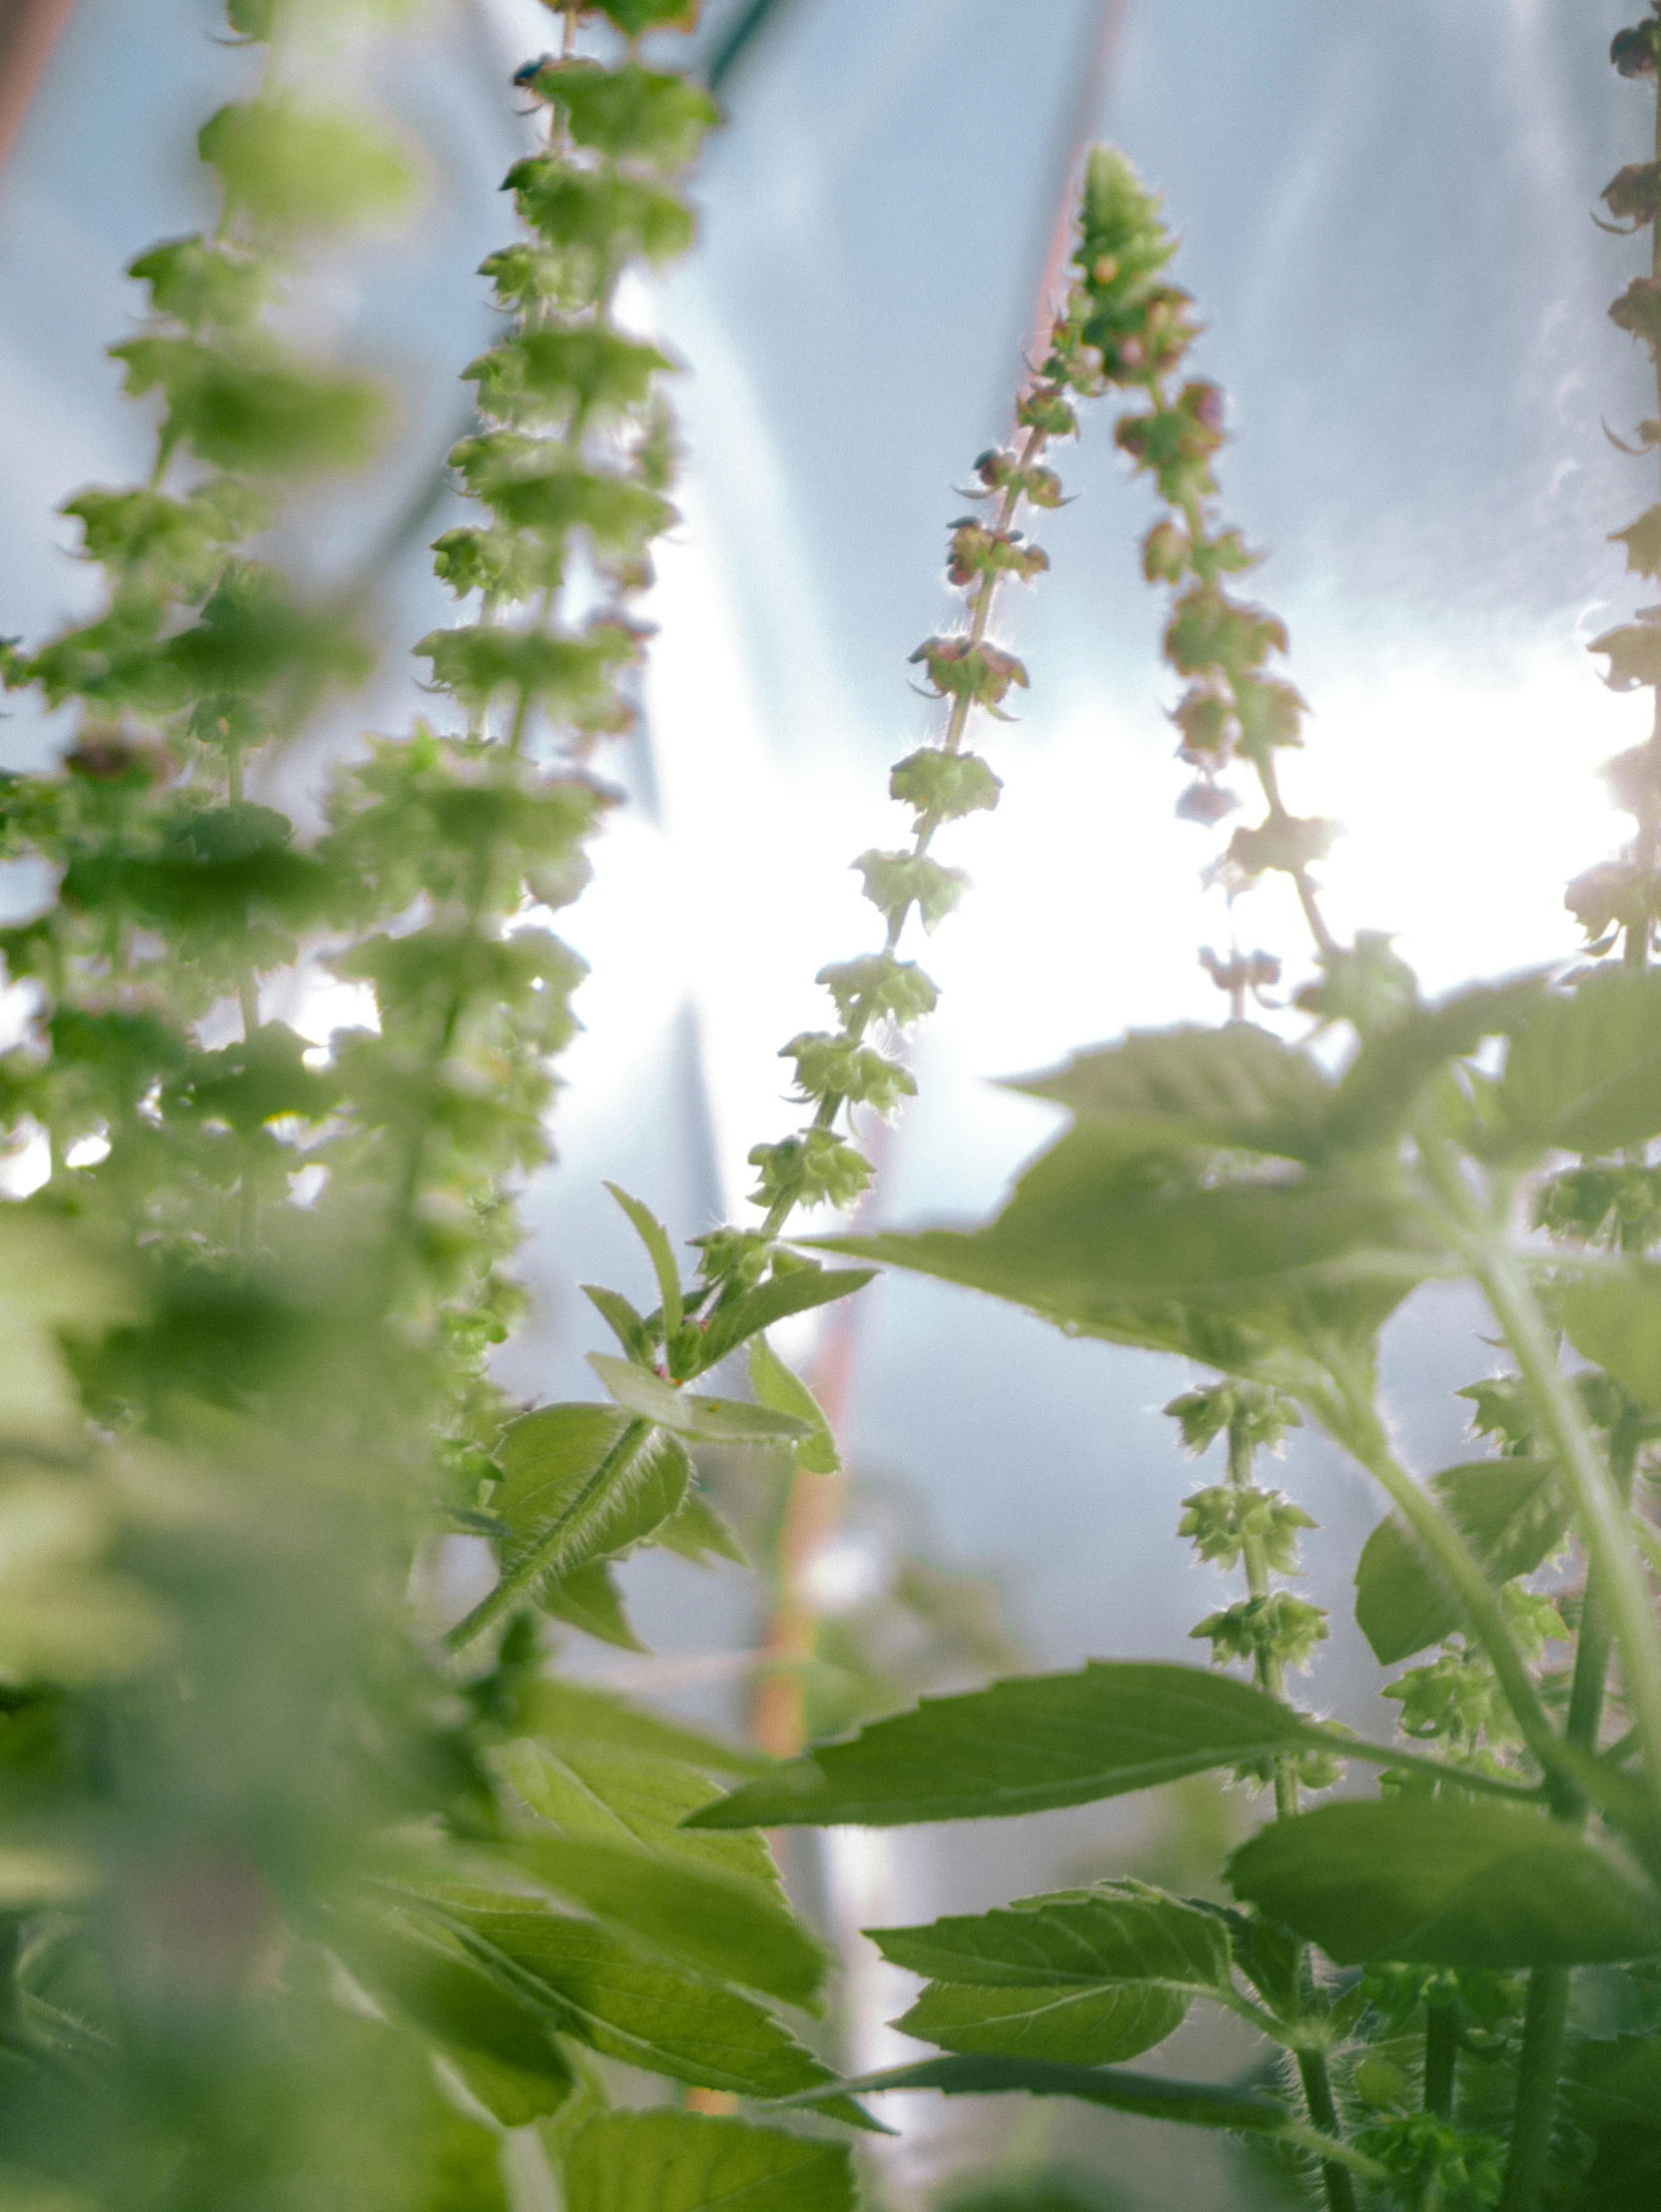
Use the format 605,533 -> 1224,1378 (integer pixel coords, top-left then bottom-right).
817,1126 -> 1438,1390
586,1355 -> 809,1445
1011,1024 -> 1331,1162
873,1882 -> 1232,2066
1228,1801 -> 1661,1965
697,1266 -> 874,1368
1354,1457 -> 1566,1665
603,1183 -> 682,1339
1565,2033 -> 1661,2134
329,1907 -> 574,2126
537,1559 -> 641,1651
494,1403 -> 690,1580
1562,1265 -> 1661,1411
581,1284 -> 654,1365
651,1485 -> 748,1567
684,1662 -> 1331,1829
779,2052 -> 1295,2136
497,1739 -> 789,1908
511,1679 -> 763,1777
562,2110 -> 854,2212
507,1835 -> 825,2010
1320,975 -> 1546,1151
402,1891 -> 843,2101
1488,968 -> 1661,1158
747,1337 -> 838,1473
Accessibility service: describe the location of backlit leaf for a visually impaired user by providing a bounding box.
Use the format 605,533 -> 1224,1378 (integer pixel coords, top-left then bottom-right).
1488,968 -> 1661,1158
1562,1265 -> 1661,1411
562,2110 -> 854,2212
587,1355 -> 810,1445
685,1662 -> 1331,1829
1353,1458 -> 1566,1665
1228,1800 -> 1661,1965
405,1891 -> 844,2101
873,1882 -> 1232,2065
1011,1024 -> 1330,1162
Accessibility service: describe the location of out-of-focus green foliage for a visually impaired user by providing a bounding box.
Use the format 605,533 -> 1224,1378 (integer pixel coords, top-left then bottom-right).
0,4 -> 842,2205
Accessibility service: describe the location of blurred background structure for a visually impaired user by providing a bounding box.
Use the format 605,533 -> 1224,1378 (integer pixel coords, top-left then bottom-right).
0,2 -> 1654,2203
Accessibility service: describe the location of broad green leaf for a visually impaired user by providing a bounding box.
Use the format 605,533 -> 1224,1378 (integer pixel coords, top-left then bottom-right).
1353,1457 -> 1566,1664
1563,2039 -> 1661,2208
329,1907 -> 574,2125
1010,1023 -> 1331,1162
747,1337 -> 838,1474
537,1560 -> 641,1651
406,1891 -> 844,2102
873,1882 -> 1231,1990
1488,968 -> 1661,1158
1321,975 -> 1546,1152
494,1404 -> 690,1581
874,1882 -> 1231,2065
1572,2123 -> 1661,2210
562,2111 -> 854,2212
818,1126 -> 1438,1390
582,1284 -> 654,1365
1228,1800 -> 1661,1965
1562,1265 -> 1661,1411
604,1183 -> 683,1339
587,1355 -> 810,1445
780,2053 -> 1294,2135
684,1662 -> 1330,1829
498,1740 -> 786,1901
1565,2033 -> 1661,2134
697,1265 -> 875,1367
651,1485 -> 747,1567
510,1679 -> 764,1776
507,1837 -> 825,2010
495,1738 -> 824,2007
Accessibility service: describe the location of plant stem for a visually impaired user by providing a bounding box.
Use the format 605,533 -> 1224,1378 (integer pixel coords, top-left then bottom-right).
1496,1967 -> 1570,2212
1496,1416 -> 1641,2209
1228,1414 -> 1296,1819
1295,2047 -> 1358,2212
1323,1375 -> 1572,1797
444,1418 -> 648,1652
1474,1239 -> 1661,1820
1226,1417 -> 1355,2207
1424,1999 -> 1457,2120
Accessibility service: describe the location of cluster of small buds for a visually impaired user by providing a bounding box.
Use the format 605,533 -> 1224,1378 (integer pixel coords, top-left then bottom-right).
722,178 -> 1155,1259
1570,8 -> 1661,965
1062,150 -> 1339,999
1166,1377 -> 1334,1796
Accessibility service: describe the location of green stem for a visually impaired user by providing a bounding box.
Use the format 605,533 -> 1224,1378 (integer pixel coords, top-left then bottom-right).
1322,1373 -> 1572,1798
1475,1240 -> 1661,1818
1496,1967 -> 1570,2212
1497,1416 -> 1641,2210
444,1418 -> 648,1652
1223,1417 -> 1355,2207
1296,2047 -> 1358,2212
1424,1999 -> 1457,2121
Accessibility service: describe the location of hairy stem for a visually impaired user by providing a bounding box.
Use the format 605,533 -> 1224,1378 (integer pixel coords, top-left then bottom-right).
443,1418 -> 649,1652
1496,1967 -> 1570,2212
1475,1240 -> 1661,1819
1295,2047 -> 1358,2212
1321,1374 -> 1572,1797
